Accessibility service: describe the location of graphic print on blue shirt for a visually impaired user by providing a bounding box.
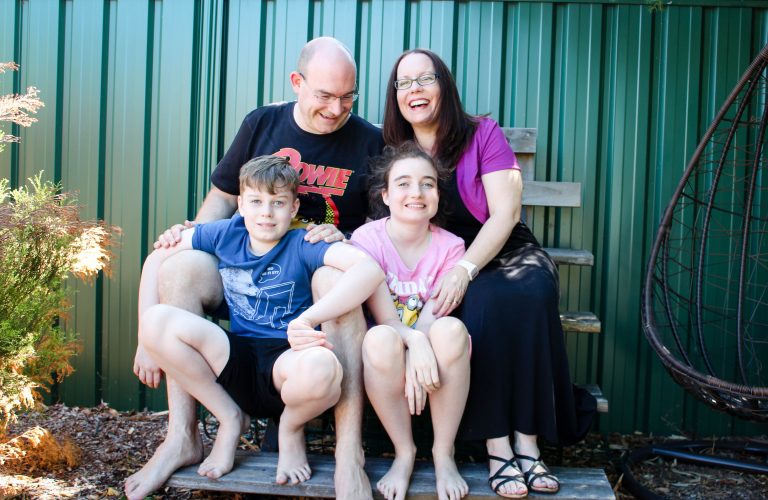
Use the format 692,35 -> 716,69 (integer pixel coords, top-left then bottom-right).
192,215 -> 331,339
219,266 -> 295,329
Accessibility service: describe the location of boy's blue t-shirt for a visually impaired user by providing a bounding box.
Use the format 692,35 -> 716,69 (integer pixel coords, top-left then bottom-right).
192,214 -> 332,339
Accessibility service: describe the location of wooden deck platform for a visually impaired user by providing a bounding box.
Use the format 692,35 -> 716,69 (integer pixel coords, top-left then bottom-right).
166,451 -> 615,499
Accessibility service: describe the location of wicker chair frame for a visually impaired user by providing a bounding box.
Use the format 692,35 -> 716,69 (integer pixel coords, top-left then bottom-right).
642,44 -> 768,422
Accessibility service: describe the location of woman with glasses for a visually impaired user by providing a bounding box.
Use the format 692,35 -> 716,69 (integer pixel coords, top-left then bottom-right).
382,49 -> 596,499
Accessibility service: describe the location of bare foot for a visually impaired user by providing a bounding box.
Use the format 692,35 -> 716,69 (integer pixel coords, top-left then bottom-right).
434,453 -> 468,500
197,412 -> 250,479
334,447 -> 373,499
275,423 -> 311,485
376,452 -> 414,500
125,430 -> 204,500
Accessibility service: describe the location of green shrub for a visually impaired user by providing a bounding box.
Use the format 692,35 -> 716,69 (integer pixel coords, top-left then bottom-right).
0,174 -> 118,433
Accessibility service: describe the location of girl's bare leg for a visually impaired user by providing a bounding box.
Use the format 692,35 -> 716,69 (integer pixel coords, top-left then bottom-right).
363,326 -> 415,500
426,317 -> 470,500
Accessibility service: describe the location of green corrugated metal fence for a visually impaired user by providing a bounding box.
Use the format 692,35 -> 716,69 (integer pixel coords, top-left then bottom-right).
2,0 -> 767,437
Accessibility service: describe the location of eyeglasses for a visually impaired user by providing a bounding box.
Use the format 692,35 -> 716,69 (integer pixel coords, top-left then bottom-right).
393,73 -> 439,91
299,73 -> 359,104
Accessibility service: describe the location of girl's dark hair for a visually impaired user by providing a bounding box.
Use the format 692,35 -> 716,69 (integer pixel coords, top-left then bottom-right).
367,141 -> 448,225
382,49 -> 478,171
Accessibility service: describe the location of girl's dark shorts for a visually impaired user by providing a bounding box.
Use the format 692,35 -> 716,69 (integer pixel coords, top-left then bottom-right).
216,333 -> 289,418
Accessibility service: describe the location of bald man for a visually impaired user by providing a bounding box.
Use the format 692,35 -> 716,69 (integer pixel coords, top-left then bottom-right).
127,37 -> 383,500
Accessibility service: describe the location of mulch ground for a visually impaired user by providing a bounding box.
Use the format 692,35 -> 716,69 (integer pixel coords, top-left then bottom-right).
1,403 -> 767,499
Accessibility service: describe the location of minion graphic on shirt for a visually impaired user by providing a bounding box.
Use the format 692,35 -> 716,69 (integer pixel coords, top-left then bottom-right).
399,294 -> 424,328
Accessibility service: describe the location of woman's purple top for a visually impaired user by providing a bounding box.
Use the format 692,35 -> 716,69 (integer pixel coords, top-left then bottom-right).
455,117 -> 520,223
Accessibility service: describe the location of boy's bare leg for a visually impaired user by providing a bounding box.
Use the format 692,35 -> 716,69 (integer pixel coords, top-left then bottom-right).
272,347 -> 343,485
363,326 -> 415,500
426,317 -> 470,500
125,251 -> 223,500
141,304 -> 248,479
312,266 -> 372,499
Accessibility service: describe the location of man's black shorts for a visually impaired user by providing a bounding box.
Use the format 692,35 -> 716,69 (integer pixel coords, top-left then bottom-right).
216,333 -> 289,418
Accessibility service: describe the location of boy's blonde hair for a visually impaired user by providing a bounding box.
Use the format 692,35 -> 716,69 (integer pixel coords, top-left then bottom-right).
239,155 -> 300,197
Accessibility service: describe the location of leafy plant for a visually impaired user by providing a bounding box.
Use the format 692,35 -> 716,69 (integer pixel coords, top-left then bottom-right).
0,63 -> 118,435
0,174 -> 118,434
0,62 -> 44,154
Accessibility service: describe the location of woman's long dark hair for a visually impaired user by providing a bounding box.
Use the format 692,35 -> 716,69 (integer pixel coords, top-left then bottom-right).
382,49 -> 478,171
367,141 -> 448,226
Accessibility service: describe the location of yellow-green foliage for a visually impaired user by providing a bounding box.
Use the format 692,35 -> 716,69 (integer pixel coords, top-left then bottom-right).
0,174 -> 118,434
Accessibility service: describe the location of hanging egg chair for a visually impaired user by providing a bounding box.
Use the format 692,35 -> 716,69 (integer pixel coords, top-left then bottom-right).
642,43 -> 768,422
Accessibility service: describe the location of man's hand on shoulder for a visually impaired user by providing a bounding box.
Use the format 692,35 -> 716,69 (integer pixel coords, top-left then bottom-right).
154,220 -> 197,249
304,223 -> 345,244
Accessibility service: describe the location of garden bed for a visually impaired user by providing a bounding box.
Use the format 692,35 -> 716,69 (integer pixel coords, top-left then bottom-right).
1,403 -> 766,499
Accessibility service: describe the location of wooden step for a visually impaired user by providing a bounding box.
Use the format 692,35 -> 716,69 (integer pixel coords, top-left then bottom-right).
522,181 -> 582,207
544,247 -> 594,266
561,311 -> 601,333
166,451 -> 615,499
581,383 -> 609,413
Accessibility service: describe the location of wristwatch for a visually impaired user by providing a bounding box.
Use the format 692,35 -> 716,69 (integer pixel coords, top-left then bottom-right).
456,259 -> 478,281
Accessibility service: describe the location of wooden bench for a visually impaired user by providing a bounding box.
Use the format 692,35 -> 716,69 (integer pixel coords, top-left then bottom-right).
166,127 -> 611,498
168,451 -> 615,499
509,127 -> 601,336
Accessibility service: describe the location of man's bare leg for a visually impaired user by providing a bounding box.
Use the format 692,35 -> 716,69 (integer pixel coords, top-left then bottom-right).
125,381 -> 203,500
312,266 -> 372,499
125,251 -> 223,500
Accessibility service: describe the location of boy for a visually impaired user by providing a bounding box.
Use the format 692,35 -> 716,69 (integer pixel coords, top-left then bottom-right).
127,155 -> 384,498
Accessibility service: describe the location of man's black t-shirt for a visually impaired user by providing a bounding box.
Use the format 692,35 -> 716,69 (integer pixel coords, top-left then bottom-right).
211,102 -> 384,234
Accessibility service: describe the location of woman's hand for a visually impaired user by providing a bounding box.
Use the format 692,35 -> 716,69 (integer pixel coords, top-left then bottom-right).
287,317 -> 334,350
304,223 -> 345,243
431,266 -> 470,317
153,220 -> 197,249
133,344 -> 163,388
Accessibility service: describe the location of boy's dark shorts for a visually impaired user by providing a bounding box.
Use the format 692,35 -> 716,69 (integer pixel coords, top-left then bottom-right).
216,333 -> 289,418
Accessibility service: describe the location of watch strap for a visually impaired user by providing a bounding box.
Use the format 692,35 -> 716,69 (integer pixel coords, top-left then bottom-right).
456,259 -> 478,281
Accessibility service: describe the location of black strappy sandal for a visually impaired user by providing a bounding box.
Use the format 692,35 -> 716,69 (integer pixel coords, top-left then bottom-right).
488,454 -> 529,498
515,453 -> 560,494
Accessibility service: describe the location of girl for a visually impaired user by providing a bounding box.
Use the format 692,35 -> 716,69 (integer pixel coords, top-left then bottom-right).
350,143 -> 471,500
382,49 -> 597,498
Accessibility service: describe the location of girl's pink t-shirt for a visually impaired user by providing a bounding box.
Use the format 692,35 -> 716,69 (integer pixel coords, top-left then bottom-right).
350,218 -> 465,327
